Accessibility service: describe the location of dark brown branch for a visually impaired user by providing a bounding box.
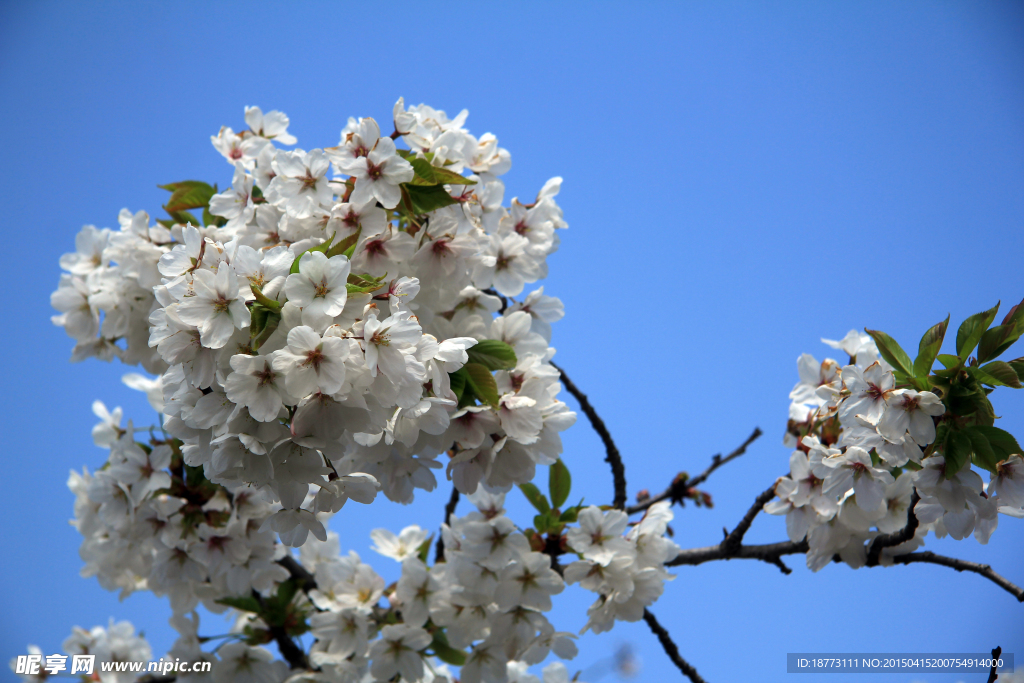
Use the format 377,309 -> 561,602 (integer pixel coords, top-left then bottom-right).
627,428 -> 762,515
434,485 -> 461,562
668,538 -> 1024,600
987,646 -> 1002,683
865,491 -> 920,567
278,555 -> 317,592
550,361 -> 627,509
667,539 -> 809,574
643,609 -> 707,683
890,552 -> 1024,602
720,483 -> 777,555
251,590 -> 309,669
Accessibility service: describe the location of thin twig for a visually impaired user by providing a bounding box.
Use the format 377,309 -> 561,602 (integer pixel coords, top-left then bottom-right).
890,552 -> 1024,602
627,428 -> 762,515
866,491 -> 920,566
642,609 -> 707,683
434,485 -> 461,562
720,483 -> 777,555
550,361 -> 627,509
987,646 -> 1002,683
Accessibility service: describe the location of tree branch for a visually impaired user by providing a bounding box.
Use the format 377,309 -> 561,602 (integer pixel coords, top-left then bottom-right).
667,539 -> 809,574
987,646 -> 1002,683
627,428 -> 762,515
865,491 -> 920,567
642,609 -> 707,683
278,555 -> 317,592
434,485 -> 461,562
890,552 -> 1024,602
720,483 -> 777,555
550,361 -> 627,509
251,590 -> 309,669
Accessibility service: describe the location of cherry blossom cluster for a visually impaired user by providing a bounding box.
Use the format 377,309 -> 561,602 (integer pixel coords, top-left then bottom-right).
51,101 -> 575,548
564,504 -> 679,634
771,329 -> 1024,571
22,390 -> 667,682
36,102 -> 691,682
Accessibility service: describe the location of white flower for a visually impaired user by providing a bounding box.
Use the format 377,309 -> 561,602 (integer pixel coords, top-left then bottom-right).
209,163 -> 255,230
284,252 -> 351,328
175,267 -> 250,349
339,128 -> 414,209
818,446 -> 895,511
272,325 -> 349,397
991,455 -> 1024,509
211,643 -> 286,683
838,361 -> 894,424
266,149 -> 333,218
566,507 -> 634,566
263,508 -> 327,547
495,552 -> 565,611
877,389 -> 945,445
245,106 -> 297,144
225,353 -> 290,422
362,310 -> 422,380
368,624 -> 431,683
370,525 -> 430,561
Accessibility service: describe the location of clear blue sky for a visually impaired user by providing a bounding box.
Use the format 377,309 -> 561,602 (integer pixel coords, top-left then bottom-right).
1,1 -> 1022,681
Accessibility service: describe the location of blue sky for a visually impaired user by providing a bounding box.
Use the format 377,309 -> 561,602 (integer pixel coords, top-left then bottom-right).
1,1 -> 1022,681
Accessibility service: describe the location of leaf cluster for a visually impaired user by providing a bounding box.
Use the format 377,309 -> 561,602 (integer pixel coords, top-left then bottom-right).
866,297 -> 1024,478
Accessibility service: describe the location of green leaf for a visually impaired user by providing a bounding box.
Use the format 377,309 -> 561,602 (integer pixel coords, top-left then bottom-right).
396,148 -> 435,163
250,285 -> 281,311
159,180 -> 217,212
448,369 -> 467,403
417,538 -> 432,564
429,631 -> 467,666
978,322 -> 1023,364
976,361 -> 1023,388
519,483 -> 550,514
966,425 -> 1023,463
864,329 -> 914,377
276,579 -> 299,605
548,459 -> 571,509
216,595 -> 262,613
1000,295 -> 1024,327
914,316 -> 949,377
956,302 -> 1000,359
1009,357 -> 1024,381
326,229 -> 360,258
963,426 -> 1000,473
943,429 -> 973,479
403,183 -> 459,214
463,362 -> 499,407
250,307 -> 281,352
559,506 -> 581,523
164,210 -> 200,227
466,339 -> 518,371
408,158 -> 476,187
345,272 -> 387,294
936,354 -> 961,370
